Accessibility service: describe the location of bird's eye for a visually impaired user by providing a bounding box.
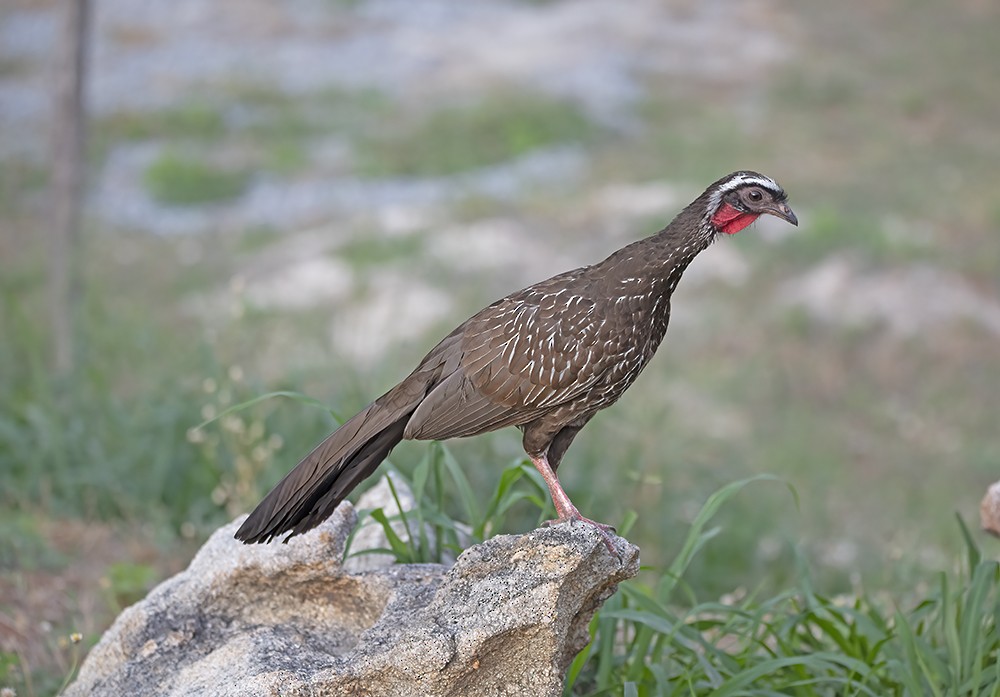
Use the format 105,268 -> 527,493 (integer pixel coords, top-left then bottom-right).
747,189 -> 763,202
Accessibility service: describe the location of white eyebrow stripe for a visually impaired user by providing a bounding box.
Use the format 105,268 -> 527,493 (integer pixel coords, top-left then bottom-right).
715,174 -> 781,196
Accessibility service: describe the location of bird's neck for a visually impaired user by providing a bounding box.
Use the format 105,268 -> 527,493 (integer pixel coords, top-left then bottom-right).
650,228 -> 712,292
597,221 -> 715,305
644,197 -> 721,285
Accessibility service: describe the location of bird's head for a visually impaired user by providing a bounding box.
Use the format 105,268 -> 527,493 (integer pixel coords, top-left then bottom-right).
704,171 -> 798,235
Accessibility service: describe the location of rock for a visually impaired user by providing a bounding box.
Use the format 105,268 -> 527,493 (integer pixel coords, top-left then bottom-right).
981,481 -> 1000,538
66,504 -> 638,697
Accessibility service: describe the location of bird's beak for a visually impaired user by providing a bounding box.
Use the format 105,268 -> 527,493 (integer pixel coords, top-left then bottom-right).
766,202 -> 798,226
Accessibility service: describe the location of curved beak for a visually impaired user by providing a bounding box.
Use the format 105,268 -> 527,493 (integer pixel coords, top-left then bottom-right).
766,202 -> 798,226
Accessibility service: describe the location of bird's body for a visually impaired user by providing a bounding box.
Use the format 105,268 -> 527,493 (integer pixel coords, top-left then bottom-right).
236,171 -> 797,549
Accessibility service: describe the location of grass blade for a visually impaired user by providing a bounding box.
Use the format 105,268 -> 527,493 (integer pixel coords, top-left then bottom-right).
659,474 -> 795,603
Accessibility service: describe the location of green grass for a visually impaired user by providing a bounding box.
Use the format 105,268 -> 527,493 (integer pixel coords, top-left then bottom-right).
143,152 -> 251,205
0,242 -> 332,532
777,206 -> 931,265
0,513 -> 66,571
575,560 -> 1000,696
356,93 -> 600,177
336,233 -> 427,269
352,461 -> 1000,695
92,85 -> 394,183
95,104 -> 226,143
0,159 -> 47,214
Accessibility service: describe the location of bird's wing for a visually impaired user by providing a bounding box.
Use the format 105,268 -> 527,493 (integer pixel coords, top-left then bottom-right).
404,272 -> 616,440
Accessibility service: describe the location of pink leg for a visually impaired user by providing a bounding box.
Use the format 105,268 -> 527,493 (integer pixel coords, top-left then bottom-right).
529,453 -> 619,557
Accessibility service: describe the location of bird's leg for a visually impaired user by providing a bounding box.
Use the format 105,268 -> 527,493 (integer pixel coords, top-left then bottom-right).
528,453 -> 618,557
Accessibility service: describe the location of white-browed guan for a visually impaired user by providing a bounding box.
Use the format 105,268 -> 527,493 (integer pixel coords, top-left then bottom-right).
235,171 -> 797,552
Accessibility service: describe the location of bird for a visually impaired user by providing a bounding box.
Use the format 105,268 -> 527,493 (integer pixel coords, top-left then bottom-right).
235,171 -> 797,553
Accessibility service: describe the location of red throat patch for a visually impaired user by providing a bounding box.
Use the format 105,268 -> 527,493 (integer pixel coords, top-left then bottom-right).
711,202 -> 759,235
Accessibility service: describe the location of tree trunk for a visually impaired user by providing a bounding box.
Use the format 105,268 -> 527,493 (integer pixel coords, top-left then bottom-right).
48,0 -> 92,375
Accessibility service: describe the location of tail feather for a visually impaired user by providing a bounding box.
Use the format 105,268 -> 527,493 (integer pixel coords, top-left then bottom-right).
235,346 -> 455,544
234,400 -> 411,544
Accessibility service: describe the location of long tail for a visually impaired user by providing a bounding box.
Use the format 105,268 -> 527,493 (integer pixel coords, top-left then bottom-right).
235,380 -> 426,544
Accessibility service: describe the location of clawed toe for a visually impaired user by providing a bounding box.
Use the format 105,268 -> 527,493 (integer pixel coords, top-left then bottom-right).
543,514 -> 620,559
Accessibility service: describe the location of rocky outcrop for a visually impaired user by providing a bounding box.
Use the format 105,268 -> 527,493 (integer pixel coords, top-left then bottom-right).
66,495 -> 638,697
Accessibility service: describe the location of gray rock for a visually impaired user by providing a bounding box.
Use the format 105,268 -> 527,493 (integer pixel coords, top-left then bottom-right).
66,503 -> 638,697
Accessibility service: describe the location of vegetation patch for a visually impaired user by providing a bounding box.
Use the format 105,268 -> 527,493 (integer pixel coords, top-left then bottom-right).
356,93 -> 599,177
96,104 -> 226,143
143,152 -> 251,206
346,459 -> 1000,695
336,233 -> 426,269
775,207 -> 929,265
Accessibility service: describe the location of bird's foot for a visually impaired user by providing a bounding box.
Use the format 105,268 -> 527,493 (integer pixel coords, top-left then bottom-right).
543,512 -> 620,559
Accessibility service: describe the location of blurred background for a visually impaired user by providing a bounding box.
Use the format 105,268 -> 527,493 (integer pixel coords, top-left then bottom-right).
2,0 -> 999,690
